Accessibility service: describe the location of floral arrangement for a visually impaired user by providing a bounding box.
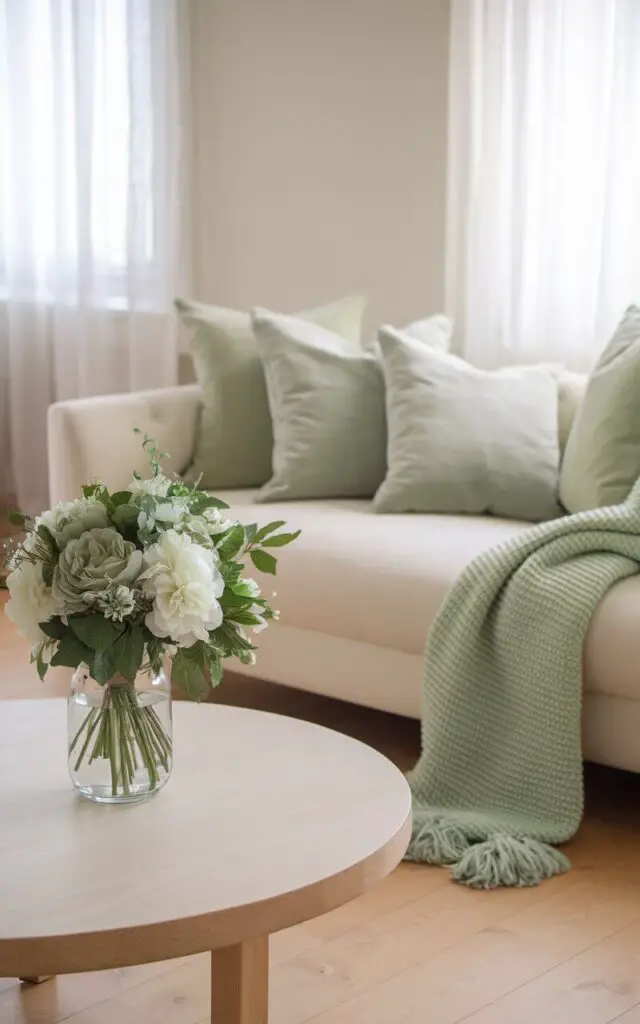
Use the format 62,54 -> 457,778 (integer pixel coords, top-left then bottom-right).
2,435 -> 299,798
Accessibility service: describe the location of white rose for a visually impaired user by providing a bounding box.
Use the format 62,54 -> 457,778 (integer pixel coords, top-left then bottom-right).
202,507 -> 235,535
129,474 -> 171,499
35,497 -> 109,547
5,560 -> 61,647
141,529 -> 224,647
153,499 -> 189,524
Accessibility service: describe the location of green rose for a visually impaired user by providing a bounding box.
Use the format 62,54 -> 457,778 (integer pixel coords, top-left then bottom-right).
52,528 -> 143,613
36,498 -> 109,547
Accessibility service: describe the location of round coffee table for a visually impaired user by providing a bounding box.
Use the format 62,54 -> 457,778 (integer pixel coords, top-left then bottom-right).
0,699 -> 411,1022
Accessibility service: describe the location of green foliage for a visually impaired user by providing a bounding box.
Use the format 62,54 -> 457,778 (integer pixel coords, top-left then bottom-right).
254,520 -> 286,543
133,428 -> 169,479
69,614 -> 125,650
8,509 -> 26,527
226,609 -> 264,627
50,631 -> 93,669
243,523 -> 258,546
216,524 -> 245,560
112,626 -> 145,681
91,647 -> 119,684
172,643 -> 210,700
145,634 -> 165,676
109,490 -> 133,508
261,530 -> 301,548
210,620 -> 256,657
220,560 -> 243,585
111,503 -> 140,541
250,548 -> 277,575
39,617 -> 67,640
189,492 -> 230,512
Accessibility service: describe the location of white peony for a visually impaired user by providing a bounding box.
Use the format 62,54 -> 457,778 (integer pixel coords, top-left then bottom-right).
141,529 -> 224,647
34,497 -> 109,548
129,474 -> 172,499
5,560 -> 61,648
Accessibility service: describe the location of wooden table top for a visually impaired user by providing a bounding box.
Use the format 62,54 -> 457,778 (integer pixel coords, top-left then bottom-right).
0,699 -> 411,976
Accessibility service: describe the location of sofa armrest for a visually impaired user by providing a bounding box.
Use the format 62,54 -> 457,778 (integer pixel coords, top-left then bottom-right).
48,385 -> 201,505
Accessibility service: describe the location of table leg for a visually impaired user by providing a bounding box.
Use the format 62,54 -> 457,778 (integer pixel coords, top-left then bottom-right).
19,977 -> 54,984
211,936 -> 269,1023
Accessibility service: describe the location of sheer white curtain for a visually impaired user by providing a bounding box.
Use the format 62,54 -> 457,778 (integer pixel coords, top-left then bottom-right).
0,0 -> 188,513
447,0 -> 640,371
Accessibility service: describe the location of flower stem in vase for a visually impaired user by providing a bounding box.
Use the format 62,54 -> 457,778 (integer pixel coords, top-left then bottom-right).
69,676 -> 172,800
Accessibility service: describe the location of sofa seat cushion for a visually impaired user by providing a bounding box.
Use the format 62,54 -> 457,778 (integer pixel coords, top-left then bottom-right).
219,489 -> 527,650
219,491 -> 640,705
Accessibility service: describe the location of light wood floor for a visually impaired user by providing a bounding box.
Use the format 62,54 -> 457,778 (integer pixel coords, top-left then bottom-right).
1,603 -> 639,1024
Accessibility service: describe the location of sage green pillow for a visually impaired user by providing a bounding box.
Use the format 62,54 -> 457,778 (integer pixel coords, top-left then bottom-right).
175,295 -> 366,489
375,327 -> 561,521
252,310 -> 387,501
252,311 -> 453,503
560,306 -> 640,513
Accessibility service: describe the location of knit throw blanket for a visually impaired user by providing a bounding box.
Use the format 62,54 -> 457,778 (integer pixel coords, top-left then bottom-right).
407,478 -> 640,889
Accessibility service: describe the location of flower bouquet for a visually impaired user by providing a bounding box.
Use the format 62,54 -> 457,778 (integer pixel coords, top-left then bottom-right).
2,435 -> 299,802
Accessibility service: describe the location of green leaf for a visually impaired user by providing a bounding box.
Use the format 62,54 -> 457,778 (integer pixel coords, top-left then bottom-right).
203,646 -> 223,687
191,494 -> 230,512
112,626 -> 145,681
39,617 -> 67,640
91,647 -> 118,685
145,635 -> 165,675
220,588 -> 252,611
261,530 -> 301,548
254,520 -> 286,543
171,644 -> 210,700
36,651 -> 48,681
217,524 -> 245,559
69,614 -> 125,650
37,524 -> 59,553
111,503 -> 140,540
8,508 -> 26,527
50,632 -> 93,669
250,549 -> 277,575
211,620 -> 256,654
243,523 -> 258,546
220,560 -> 243,585
82,484 -> 101,499
109,490 -> 132,508
42,564 -> 54,587
227,610 -> 264,626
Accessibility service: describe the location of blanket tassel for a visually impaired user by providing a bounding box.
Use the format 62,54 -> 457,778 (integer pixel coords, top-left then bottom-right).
406,812 -> 472,865
451,833 -> 571,890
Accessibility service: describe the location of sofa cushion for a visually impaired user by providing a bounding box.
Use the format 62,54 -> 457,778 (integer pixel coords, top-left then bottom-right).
375,327 -> 561,521
220,491 -> 640,703
176,295 -> 366,491
560,305 -> 640,512
221,491 -> 526,654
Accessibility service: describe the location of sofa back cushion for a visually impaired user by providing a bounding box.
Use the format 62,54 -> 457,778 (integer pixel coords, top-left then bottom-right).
560,306 -> 640,512
175,295 -> 367,490
374,327 -> 562,521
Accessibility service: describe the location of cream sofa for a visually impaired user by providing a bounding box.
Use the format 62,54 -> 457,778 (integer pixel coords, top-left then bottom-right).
48,383 -> 640,774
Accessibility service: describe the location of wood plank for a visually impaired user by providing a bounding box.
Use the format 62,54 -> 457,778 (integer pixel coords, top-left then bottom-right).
460,918 -> 640,1023
302,878 -> 640,1024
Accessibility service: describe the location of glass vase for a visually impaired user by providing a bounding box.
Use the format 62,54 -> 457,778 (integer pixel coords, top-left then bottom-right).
67,665 -> 173,804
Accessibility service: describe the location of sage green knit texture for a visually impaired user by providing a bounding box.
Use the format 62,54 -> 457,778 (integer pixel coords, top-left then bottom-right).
407,477 -> 640,889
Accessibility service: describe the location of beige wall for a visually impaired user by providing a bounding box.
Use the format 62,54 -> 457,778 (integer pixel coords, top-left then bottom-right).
189,0 -> 450,337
